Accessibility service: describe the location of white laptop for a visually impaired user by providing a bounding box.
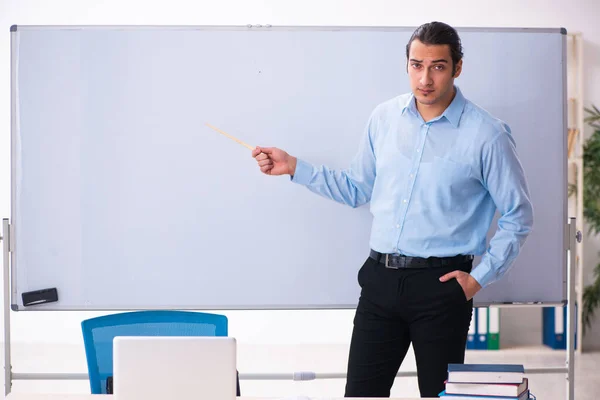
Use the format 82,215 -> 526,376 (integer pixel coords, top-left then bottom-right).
113,336 -> 237,400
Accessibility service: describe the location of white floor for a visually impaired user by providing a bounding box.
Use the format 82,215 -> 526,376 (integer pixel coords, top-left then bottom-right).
2,343 -> 599,399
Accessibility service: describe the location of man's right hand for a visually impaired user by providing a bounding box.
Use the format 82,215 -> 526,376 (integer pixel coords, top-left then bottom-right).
252,146 -> 297,176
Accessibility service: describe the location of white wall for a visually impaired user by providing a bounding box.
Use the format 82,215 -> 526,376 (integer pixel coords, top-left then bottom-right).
1,0 -> 600,351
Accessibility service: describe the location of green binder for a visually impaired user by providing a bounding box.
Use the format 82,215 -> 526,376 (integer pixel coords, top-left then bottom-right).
487,307 -> 500,350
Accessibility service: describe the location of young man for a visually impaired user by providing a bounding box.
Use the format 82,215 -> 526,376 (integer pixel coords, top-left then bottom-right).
251,21 -> 533,398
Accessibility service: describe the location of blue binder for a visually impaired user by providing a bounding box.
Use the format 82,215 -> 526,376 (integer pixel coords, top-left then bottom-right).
542,305 -> 577,349
466,308 -> 476,349
475,308 -> 488,349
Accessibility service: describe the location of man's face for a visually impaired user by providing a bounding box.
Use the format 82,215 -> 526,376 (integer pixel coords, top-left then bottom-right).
407,39 -> 462,107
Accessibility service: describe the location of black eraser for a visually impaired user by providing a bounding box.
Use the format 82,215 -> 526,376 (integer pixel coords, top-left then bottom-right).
10,25 -> 17,32
22,288 -> 58,306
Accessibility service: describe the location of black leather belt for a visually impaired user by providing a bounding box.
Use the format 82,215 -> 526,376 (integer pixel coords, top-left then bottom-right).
369,249 -> 473,269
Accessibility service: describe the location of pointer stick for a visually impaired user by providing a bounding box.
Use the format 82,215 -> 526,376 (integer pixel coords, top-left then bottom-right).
206,123 -> 254,150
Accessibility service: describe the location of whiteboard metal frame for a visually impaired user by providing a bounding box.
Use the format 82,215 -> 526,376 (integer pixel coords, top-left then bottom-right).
10,24 -> 566,33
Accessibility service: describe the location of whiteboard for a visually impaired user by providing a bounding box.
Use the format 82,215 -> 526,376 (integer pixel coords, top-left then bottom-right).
10,26 -> 567,310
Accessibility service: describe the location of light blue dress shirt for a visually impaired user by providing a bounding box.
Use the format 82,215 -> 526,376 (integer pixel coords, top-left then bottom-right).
291,86 -> 533,288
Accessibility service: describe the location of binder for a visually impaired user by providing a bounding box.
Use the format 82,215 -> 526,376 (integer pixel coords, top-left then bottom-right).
542,305 -> 577,349
475,308 -> 488,349
542,306 -> 564,348
467,308 -> 476,349
487,307 -> 500,350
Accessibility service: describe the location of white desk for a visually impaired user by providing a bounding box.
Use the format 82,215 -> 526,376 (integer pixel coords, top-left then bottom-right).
5,394 -> 430,400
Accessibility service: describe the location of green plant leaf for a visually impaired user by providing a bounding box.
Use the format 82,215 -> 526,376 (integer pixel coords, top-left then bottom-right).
582,262 -> 600,335
581,104 -> 600,337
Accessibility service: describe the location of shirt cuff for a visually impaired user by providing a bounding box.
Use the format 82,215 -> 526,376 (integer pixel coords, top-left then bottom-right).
290,158 -> 314,185
470,262 -> 496,288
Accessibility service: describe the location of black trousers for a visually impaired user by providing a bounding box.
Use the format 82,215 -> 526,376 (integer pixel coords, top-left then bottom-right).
344,256 -> 473,398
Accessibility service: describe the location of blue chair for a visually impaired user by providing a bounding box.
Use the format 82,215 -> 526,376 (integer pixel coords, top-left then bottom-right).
81,310 -> 239,395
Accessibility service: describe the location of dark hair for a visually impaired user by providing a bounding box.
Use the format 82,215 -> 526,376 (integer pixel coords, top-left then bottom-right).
406,21 -> 463,75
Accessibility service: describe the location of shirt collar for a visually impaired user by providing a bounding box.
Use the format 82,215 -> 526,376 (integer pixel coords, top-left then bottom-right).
442,86 -> 466,128
401,93 -> 418,117
401,86 -> 466,128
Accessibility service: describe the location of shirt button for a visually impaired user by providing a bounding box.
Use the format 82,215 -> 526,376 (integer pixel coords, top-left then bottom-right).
396,224 -> 400,228
416,149 -> 420,153
409,174 -> 414,178
403,199 -> 407,203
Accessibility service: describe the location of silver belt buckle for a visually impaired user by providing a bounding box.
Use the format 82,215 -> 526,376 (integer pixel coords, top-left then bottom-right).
385,254 -> 398,269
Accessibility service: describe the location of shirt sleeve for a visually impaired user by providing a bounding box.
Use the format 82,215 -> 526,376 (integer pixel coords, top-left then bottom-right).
290,114 -> 378,208
470,126 -> 534,288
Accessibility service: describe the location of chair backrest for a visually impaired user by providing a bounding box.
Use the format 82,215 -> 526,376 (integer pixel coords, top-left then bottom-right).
81,310 -> 228,394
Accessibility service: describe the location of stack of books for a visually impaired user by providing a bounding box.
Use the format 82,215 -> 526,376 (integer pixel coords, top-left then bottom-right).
439,364 -> 531,399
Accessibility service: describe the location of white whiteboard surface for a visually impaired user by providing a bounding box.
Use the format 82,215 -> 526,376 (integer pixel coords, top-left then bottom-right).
10,26 -> 567,310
